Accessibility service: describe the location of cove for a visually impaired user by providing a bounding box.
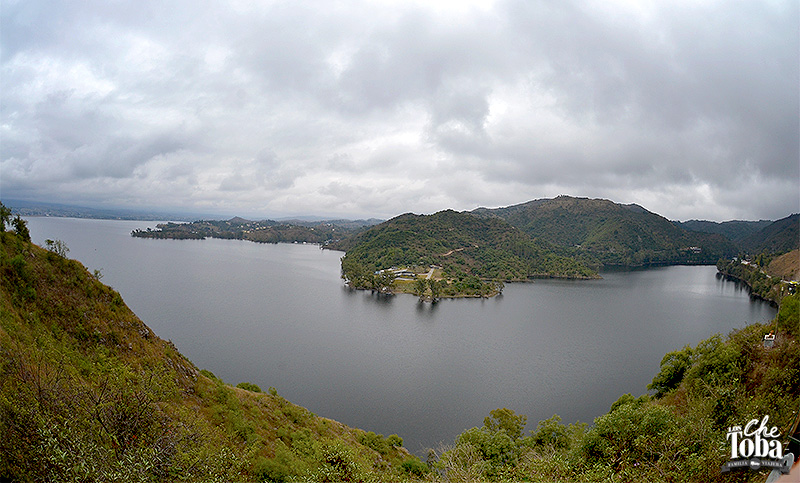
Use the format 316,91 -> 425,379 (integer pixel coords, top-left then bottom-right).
27,216 -> 777,455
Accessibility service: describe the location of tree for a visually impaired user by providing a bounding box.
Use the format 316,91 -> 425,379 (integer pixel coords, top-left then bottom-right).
0,202 -> 11,232
429,279 -> 444,302
12,215 -> 30,242
528,414 -> 570,449
45,239 -> 70,258
373,270 -> 396,293
413,278 -> 428,299
483,408 -> 527,441
648,346 -> 693,397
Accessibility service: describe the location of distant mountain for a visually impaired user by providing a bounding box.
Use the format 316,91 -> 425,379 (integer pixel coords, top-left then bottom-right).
472,195 -> 737,266
334,209 -> 598,286
741,214 -> 799,254
675,219 -> 773,245
4,199 -> 200,221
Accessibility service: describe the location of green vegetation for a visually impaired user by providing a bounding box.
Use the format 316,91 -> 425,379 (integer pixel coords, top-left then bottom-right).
131,217 -> 378,245
677,219 -> 774,246
432,295 -> 800,481
473,195 -> 739,267
716,257 -> 791,304
713,214 -> 798,306
337,210 -> 597,297
0,211 -> 424,482
5,201 -> 798,481
738,214 -> 799,255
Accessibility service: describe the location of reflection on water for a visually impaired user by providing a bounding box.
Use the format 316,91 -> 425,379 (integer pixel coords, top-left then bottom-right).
27,216 -> 777,455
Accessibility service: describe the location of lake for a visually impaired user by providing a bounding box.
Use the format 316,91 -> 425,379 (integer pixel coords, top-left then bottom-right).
26,216 -> 777,455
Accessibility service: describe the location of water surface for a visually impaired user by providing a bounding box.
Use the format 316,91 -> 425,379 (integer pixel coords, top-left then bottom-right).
27,216 -> 776,454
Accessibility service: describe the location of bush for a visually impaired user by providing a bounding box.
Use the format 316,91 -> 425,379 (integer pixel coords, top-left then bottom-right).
255,449 -> 301,483
385,434 -> 403,447
456,427 -> 518,477
648,346 -> 693,397
400,458 -> 428,477
776,293 -> 799,336
45,239 -> 70,258
528,414 -> 570,449
358,431 -> 389,455
236,382 -> 262,393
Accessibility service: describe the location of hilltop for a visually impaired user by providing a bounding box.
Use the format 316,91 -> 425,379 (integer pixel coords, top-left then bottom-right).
472,195 -> 737,266
0,226 -> 425,481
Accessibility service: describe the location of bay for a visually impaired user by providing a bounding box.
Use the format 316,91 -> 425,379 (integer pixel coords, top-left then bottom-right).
26,216 -> 777,455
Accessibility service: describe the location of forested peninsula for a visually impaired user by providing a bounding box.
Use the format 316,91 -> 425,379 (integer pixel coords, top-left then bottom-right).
331,210 -> 598,299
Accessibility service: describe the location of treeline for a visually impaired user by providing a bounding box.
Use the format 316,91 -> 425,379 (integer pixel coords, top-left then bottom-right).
131,218 -> 368,245
428,294 -> 799,482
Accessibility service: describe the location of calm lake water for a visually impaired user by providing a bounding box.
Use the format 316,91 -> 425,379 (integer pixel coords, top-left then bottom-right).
27,216 -> 777,454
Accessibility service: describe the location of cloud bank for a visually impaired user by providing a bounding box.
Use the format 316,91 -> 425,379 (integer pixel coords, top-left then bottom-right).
2,0 -> 798,220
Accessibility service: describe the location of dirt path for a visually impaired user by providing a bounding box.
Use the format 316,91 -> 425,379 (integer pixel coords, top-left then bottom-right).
439,245 -> 476,257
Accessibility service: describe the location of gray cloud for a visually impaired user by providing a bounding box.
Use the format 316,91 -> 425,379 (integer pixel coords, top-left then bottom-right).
1,0 -> 797,221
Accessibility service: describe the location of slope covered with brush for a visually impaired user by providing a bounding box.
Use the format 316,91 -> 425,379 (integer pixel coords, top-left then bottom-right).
0,223 -> 423,482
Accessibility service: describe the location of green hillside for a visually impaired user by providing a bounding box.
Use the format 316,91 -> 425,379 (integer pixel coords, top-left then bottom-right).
740,214 -> 800,255
676,219 -> 773,245
334,210 -> 598,296
679,215 -> 799,256
473,195 -> 738,267
0,225 -> 423,481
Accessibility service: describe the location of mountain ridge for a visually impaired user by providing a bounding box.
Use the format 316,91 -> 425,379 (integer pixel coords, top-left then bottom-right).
472,195 -> 739,266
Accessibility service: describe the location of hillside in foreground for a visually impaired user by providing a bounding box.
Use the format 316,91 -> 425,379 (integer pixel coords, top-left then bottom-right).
0,228 -> 424,482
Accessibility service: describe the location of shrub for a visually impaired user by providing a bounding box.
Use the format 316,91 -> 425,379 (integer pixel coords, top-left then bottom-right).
456,427 -> 518,477
358,431 -> 389,455
45,239 -> 70,258
776,293 -> 799,336
648,346 -> 693,397
400,458 -> 428,477
483,407 -> 526,440
528,414 -> 570,449
236,382 -> 262,393
385,433 -> 403,447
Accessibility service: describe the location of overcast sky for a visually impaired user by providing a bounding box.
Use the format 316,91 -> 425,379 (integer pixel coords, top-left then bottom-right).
1,0 -> 798,221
